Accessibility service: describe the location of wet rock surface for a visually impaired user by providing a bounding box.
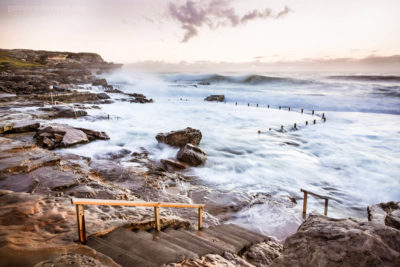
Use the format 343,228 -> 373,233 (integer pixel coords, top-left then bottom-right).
270,215 -> 400,266
128,93 -> 153,103
156,127 -> 202,147
368,201 -> 400,230
34,253 -> 113,267
204,94 -> 225,102
177,143 -> 207,166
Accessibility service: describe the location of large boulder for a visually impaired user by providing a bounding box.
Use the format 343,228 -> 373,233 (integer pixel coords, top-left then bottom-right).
204,95 -> 225,102
270,215 -> 400,266
156,127 -> 202,147
368,201 -> 400,230
177,144 -> 207,166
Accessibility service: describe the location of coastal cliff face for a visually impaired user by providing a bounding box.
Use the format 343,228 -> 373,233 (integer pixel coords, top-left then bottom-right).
0,49 -> 121,95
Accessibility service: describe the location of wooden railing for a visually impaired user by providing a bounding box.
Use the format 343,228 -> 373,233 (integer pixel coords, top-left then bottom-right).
301,189 -> 329,216
71,198 -> 205,244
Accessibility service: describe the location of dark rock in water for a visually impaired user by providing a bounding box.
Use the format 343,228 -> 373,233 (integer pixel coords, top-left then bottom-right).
156,127 -> 202,147
128,93 -> 153,103
105,88 -> 123,94
95,149 -> 131,160
7,121 -> 40,133
92,78 -> 108,87
35,124 -> 109,149
96,93 -> 110,99
198,81 -> 211,85
76,128 -> 110,141
161,159 -> 188,171
177,143 -> 207,166
38,106 -> 87,119
368,201 -> 400,230
271,215 -> 400,266
204,95 -> 225,102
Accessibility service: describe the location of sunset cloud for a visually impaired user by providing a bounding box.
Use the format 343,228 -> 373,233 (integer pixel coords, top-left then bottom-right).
168,0 -> 292,42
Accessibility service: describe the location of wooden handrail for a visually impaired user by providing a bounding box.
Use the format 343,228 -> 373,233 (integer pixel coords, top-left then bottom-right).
301,189 -> 329,217
71,198 -> 205,244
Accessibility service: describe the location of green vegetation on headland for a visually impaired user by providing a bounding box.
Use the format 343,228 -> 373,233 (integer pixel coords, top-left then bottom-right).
0,50 -> 42,70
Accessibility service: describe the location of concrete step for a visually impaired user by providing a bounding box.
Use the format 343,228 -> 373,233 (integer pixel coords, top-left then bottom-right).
87,224 -> 268,266
219,223 -> 270,243
86,235 -> 157,267
102,228 -> 197,266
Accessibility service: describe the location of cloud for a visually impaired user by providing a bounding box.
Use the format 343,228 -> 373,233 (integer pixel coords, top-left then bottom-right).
168,0 -> 292,42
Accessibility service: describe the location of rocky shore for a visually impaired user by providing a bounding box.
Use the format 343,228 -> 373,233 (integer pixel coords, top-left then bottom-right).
0,49 -> 399,266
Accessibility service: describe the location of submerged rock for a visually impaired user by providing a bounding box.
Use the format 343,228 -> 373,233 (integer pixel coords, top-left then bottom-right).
204,95 -> 225,102
271,215 -> 400,266
38,106 -> 87,119
368,201 -> 400,230
128,93 -> 153,103
177,144 -> 207,166
156,127 -> 202,147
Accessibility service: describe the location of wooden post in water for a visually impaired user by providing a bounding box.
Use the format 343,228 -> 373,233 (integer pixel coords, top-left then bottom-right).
294,123 -> 297,129
312,110 -> 315,115
267,104 -> 270,108
306,121 -> 308,125
302,191 -> 308,215
323,117 -> 326,122
154,206 -> 161,231
281,125 -> 284,130
313,119 -> 316,124
248,103 -> 250,107
288,107 -> 291,111
279,106 -> 281,110
198,207 -> 203,230
76,205 -> 86,244
324,199 -> 329,216
301,108 -> 304,113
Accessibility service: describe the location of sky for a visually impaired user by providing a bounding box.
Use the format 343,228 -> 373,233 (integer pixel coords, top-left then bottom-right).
0,0 -> 399,65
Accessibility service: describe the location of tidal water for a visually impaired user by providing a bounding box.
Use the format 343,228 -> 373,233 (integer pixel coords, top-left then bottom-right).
57,70 -> 400,241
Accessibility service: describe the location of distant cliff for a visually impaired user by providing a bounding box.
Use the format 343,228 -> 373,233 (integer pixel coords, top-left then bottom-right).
0,49 -> 122,95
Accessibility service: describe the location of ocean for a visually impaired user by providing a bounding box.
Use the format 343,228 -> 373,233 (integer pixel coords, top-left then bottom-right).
56,69 -> 400,241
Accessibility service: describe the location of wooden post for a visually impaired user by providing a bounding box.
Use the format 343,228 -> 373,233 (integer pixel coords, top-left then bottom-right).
303,191 -> 308,215
235,102 -> 237,106
313,119 -> 316,124
76,205 -> 86,244
281,125 -> 284,130
267,104 -> 269,108
248,103 -> 250,107
198,207 -> 203,230
312,110 -> 315,115
279,106 -> 281,110
256,104 -> 258,107
323,117 -> 326,122
154,206 -> 161,231
324,199 -> 328,216
306,121 -> 308,125
301,108 -> 303,113
288,107 -> 291,111
294,123 -> 297,129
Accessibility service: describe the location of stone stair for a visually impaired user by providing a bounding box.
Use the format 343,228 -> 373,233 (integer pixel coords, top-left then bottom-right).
87,223 -> 269,267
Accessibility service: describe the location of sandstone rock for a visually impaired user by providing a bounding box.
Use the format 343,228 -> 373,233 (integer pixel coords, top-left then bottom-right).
128,93 -> 153,103
177,144 -> 207,166
161,159 -> 188,171
368,201 -> 400,230
156,127 -> 202,147
94,149 -> 131,160
38,106 -> 87,119
204,95 -> 225,102
243,241 -> 283,266
96,93 -> 110,99
8,121 -> 40,133
92,78 -> 108,87
76,128 -> 110,141
270,215 -> 400,266
34,253 -> 111,267
35,124 -> 109,149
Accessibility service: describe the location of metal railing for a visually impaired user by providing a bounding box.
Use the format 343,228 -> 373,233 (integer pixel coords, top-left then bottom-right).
301,188 -> 329,216
71,198 -> 205,244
